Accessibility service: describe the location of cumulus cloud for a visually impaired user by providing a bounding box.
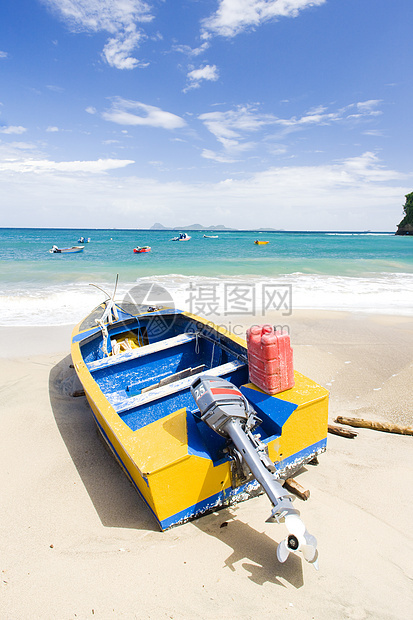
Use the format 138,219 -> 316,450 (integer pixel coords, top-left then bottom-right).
184,64 -> 219,92
41,0 -> 153,69
46,126 -> 59,132
102,97 -> 186,130
0,126 -> 27,135
0,157 -> 134,173
201,0 -> 326,39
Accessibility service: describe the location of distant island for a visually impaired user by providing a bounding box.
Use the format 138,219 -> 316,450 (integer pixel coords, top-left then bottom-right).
150,222 -> 283,231
396,192 -> 413,235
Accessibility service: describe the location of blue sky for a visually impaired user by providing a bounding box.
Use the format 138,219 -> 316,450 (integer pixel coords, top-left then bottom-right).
0,0 -> 412,230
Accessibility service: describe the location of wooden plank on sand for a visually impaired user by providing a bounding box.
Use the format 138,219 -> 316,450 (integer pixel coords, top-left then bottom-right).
328,424 -> 358,438
283,477 -> 310,500
335,416 -> 413,436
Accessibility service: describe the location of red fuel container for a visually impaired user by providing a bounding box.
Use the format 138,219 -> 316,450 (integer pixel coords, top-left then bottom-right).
246,325 -> 294,395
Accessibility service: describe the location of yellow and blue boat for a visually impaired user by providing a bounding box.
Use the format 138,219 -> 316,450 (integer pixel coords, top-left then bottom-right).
71,297 -> 328,560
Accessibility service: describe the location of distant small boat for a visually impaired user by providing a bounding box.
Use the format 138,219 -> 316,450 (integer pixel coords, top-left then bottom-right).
254,240 -> 269,245
78,237 -> 91,243
203,234 -> 219,238
171,233 -> 191,241
133,246 -> 151,253
49,245 -> 84,254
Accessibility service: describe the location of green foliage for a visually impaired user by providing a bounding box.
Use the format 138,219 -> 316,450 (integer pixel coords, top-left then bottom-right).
398,192 -> 413,227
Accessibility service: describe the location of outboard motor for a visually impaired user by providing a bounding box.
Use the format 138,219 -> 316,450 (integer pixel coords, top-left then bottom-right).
190,375 -> 318,568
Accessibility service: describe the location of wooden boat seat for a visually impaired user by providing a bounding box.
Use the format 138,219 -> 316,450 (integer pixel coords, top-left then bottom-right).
115,359 -> 245,414
86,333 -> 197,372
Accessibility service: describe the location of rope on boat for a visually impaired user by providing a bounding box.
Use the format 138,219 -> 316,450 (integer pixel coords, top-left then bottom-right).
210,341 -> 215,368
96,319 -> 110,357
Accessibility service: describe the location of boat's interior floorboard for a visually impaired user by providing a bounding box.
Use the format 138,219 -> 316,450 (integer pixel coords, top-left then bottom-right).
86,332 -> 196,372
118,362 -> 249,433
115,360 -> 245,414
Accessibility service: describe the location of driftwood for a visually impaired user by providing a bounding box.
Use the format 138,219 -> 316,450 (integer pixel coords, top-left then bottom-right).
328,424 -> 358,439
283,477 -> 310,501
335,416 -> 413,436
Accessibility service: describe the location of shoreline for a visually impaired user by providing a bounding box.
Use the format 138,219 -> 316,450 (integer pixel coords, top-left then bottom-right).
0,309 -> 412,618
1,310 -> 412,427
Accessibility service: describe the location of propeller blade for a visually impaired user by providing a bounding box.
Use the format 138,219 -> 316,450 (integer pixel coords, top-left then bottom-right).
276,539 -> 290,563
302,532 -> 318,562
301,543 -> 317,563
284,513 -> 306,537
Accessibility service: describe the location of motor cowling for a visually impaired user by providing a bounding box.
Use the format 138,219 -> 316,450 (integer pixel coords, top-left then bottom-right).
191,375 -> 260,436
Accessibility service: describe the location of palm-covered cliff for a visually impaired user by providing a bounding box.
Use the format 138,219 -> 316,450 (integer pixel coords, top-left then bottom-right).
396,192 -> 413,235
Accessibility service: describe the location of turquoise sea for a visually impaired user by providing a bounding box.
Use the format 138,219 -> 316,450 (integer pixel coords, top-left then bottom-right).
0,228 -> 412,325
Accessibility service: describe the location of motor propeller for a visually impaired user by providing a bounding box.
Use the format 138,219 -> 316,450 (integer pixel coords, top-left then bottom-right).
276,513 -> 319,569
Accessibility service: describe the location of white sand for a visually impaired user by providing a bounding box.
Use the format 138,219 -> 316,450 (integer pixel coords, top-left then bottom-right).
0,312 -> 412,619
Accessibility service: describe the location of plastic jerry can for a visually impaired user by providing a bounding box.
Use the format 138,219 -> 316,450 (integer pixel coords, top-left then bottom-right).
246,324 -> 294,395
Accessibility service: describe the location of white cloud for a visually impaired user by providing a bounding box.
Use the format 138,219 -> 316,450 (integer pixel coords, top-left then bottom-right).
0,151 -> 408,230
200,105 -> 274,138
0,157 -> 134,173
184,64 -> 219,92
0,126 -> 27,135
199,104 -> 278,156
0,51 -> 8,58
46,84 -> 64,93
363,129 -> 384,137
46,126 -> 59,132
85,106 -> 97,114
201,149 -> 238,163
198,100 -> 384,159
102,26 -> 149,69
173,42 -> 210,57
102,98 -> 186,130
201,0 -> 326,38
275,100 -> 382,130
356,99 -> 382,113
41,0 -> 153,69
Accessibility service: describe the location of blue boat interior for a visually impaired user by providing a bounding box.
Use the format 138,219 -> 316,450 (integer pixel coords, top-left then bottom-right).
79,309 -> 290,465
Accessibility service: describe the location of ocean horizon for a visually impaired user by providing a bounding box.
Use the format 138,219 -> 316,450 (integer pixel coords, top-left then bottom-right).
1,227 -> 412,326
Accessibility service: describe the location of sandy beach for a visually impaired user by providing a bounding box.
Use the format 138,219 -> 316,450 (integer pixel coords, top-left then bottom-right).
0,310 -> 412,619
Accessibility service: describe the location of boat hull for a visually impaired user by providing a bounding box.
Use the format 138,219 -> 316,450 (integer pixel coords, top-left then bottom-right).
71,305 -> 328,529
50,246 -> 84,254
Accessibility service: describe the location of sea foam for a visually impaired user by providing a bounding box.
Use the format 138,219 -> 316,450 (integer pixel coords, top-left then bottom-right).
1,272 -> 412,326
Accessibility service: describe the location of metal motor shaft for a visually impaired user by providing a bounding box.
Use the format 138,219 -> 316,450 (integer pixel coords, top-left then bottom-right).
190,375 -> 318,567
